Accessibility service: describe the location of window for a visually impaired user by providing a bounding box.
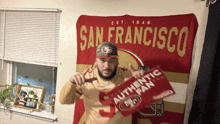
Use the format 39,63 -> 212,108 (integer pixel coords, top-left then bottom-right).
0,8 -> 61,122
12,62 -> 57,104
0,60 -> 7,86
0,60 -> 9,96
0,9 -> 60,103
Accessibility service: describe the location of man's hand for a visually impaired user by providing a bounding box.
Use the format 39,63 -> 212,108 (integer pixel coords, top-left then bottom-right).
70,68 -> 89,86
129,63 -> 145,79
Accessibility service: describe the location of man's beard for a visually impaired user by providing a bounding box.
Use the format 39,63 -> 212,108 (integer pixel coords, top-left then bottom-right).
97,67 -> 117,80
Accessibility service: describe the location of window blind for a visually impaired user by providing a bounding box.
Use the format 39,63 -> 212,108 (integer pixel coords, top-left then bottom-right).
0,10 -> 60,67
0,11 -> 5,60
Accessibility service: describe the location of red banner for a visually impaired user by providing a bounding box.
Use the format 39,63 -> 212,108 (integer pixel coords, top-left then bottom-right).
107,66 -> 175,117
76,14 -> 198,73
75,14 -> 198,124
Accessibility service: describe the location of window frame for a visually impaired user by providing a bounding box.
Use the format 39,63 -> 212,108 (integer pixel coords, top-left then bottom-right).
0,61 -> 58,122
0,8 -> 61,122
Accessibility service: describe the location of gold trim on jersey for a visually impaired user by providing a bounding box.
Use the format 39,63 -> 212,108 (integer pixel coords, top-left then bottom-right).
78,112 -> 86,124
79,95 -> 84,99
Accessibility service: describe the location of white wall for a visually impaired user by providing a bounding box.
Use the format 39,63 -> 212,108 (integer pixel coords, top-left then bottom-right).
0,60 -> 8,89
0,0 -> 208,124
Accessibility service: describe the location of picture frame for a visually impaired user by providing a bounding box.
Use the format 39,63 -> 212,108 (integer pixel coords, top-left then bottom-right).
13,84 -> 45,112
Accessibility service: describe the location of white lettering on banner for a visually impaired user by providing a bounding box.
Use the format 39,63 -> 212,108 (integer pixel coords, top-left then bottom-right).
122,89 -> 130,95
113,69 -> 162,104
153,69 -> 162,76
145,81 -> 155,88
113,97 -> 121,104
127,84 -> 136,92
137,77 -> 147,84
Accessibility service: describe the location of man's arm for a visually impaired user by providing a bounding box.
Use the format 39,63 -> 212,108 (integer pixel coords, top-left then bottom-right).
59,80 -> 79,104
59,68 -> 88,104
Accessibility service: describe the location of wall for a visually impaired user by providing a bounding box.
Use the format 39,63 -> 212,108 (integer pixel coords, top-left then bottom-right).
0,60 -> 7,88
0,0 -> 208,124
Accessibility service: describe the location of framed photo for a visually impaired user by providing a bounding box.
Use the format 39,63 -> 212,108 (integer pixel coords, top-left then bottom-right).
14,84 -> 45,112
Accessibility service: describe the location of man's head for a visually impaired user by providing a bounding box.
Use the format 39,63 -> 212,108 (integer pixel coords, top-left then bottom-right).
96,42 -> 119,80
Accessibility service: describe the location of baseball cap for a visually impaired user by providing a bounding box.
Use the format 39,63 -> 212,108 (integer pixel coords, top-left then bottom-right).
96,42 -> 118,58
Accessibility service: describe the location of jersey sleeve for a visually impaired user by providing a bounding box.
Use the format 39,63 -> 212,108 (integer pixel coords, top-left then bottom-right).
59,80 -> 83,104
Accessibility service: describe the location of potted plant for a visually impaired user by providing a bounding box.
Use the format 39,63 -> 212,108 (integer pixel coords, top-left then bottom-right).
42,93 -> 55,114
0,83 -> 18,112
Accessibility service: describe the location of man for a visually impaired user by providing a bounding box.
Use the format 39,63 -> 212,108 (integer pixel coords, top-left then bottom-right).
59,42 -> 145,124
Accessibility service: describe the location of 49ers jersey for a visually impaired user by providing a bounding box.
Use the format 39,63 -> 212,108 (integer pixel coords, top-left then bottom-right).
76,67 -> 132,124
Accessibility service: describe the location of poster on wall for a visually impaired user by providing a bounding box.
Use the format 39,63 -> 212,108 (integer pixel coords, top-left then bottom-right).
75,14 -> 198,124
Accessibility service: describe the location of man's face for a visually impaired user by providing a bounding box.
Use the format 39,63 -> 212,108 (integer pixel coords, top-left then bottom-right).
96,57 -> 118,77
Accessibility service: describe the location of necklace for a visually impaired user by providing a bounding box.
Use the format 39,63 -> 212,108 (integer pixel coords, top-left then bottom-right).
105,82 -> 109,87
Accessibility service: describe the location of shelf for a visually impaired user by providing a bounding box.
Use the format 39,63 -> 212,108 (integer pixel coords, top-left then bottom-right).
0,106 -> 57,123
